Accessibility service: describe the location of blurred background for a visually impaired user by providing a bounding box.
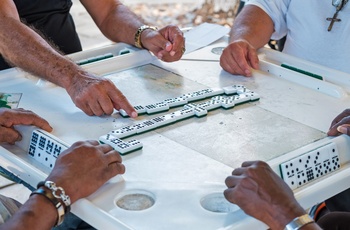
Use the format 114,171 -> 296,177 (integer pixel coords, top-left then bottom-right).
71,0 -> 240,49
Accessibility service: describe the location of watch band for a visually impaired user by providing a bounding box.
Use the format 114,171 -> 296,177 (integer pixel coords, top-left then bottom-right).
134,25 -> 157,49
285,214 -> 315,230
31,187 -> 65,226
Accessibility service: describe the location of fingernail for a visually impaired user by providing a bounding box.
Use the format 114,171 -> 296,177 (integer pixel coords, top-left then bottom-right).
337,126 -> 348,134
131,112 -> 138,118
170,51 -> 175,56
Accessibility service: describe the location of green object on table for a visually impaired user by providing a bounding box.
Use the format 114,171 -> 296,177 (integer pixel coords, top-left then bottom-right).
281,63 -> 324,80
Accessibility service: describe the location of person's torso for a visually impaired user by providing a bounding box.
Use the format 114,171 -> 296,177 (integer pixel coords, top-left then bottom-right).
0,0 -> 83,70
283,0 -> 350,73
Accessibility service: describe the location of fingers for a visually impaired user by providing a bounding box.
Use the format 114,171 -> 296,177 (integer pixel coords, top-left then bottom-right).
104,148 -> 126,176
220,41 -> 259,77
0,108 -> 52,135
327,109 -> 350,136
0,126 -> 21,144
336,124 -> 350,135
69,76 -> 137,117
143,25 -> 185,62
108,89 -> 137,118
329,109 -> 350,127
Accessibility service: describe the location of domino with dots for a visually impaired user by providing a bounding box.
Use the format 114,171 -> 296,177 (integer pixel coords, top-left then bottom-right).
119,105 -> 147,117
145,102 -> 169,114
109,125 -> 137,138
163,97 -> 188,108
28,129 -> 69,169
99,134 -> 143,155
279,142 -> 340,190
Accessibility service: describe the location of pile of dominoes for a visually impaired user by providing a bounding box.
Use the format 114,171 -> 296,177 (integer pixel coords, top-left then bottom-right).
99,84 -> 260,155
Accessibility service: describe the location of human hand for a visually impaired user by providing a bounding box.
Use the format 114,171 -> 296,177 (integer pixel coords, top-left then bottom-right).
327,109 -> 350,136
46,140 -> 125,203
224,161 -> 305,230
66,71 -> 137,117
0,108 -> 52,144
220,39 -> 259,77
141,25 -> 185,62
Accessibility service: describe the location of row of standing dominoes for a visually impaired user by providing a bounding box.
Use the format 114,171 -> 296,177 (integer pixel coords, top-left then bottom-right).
118,85 -> 257,117
279,142 -> 340,190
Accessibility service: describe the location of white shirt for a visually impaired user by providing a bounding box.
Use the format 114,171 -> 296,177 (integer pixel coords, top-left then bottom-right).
246,0 -> 350,73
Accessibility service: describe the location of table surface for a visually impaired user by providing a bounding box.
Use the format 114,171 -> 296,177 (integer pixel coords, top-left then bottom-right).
1,42 -> 350,230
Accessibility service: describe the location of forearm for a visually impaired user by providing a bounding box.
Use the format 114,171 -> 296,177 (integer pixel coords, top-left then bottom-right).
230,5 -> 274,49
267,204 -> 322,230
81,0 -> 144,45
0,194 -> 57,230
0,17 -> 86,90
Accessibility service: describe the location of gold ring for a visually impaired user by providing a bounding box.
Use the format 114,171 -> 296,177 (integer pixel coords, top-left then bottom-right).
181,47 -> 186,54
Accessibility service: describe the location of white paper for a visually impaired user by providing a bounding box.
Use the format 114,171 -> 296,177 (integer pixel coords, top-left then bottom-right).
184,23 -> 230,54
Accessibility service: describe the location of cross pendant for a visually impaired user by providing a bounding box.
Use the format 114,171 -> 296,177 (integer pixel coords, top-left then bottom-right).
327,10 -> 341,31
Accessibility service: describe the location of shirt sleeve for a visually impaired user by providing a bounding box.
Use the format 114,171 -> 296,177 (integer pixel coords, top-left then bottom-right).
244,0 -> 290,40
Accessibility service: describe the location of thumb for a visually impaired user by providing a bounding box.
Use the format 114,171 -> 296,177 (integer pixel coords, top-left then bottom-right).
337,124 -> 350,135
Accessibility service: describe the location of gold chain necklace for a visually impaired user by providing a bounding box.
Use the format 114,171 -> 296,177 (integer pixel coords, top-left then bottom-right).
326,0 -> 349,31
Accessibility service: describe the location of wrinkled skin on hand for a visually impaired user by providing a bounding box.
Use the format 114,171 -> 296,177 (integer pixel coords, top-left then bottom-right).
46,140 -> 125,203
141,25 -> 185,62
66,71 -> 137,117
224,161 -> 306,230
220,39 -> 259,77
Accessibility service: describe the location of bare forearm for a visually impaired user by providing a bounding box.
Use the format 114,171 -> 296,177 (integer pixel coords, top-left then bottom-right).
81,0 -> 145,45
230,5 -> 274,49
0,195 -> 57,230
0,17 -> 85,89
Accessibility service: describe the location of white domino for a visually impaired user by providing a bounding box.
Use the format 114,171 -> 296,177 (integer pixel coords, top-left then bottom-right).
151,114 -> 177,127
99,134 -> 143,155
211,95 -> 228,103
163,97 -> 188,108
201,88 -> 225,98
119,105 -> 146,117
184,103 -> 198,110
194,107 -> 208,117
145,102 -> 169,114
280,142 -> 340,189
220,97 -> 236,109
247,91 -> 260,101
181,91 -> 206,102
198,100 -> 222,111
223,85 -> 244,95
28,129 -> 69,169
171,108 -> 195,120
134,105 -> 147,114
134,120 -> 159,133
109,125 -> 137,138
236,86 -> 251,94
231,94 -> 250,104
